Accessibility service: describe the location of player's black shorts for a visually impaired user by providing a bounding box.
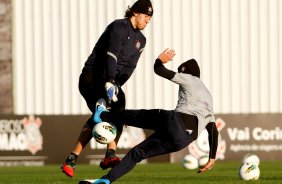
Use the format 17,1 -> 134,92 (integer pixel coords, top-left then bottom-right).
79,69 -> 125,130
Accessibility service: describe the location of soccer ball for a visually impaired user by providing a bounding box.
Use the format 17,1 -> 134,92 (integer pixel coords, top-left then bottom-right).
92,122 -> 117,144
242,153 -> 260,166
238,163 -> 260,180
198,155 -> 209,167
181,154 -> 198,170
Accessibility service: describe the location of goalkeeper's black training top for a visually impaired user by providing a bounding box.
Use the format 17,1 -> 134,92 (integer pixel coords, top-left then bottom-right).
83,18 -> 146,86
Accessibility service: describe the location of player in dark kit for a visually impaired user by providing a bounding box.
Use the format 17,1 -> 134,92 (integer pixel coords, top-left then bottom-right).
79,49 -> 219,184
61,0 -> 154,177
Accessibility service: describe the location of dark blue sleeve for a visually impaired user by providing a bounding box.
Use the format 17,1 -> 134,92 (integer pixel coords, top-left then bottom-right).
106,22 -> 127,82
206,122 -> 218,159
154,59 -> 176,80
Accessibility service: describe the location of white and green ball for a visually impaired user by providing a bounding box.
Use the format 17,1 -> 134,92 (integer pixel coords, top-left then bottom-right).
198,155 -> 209,167
238,163 -> 260,180
92,122 -> 117,144
242,153 -> 260,166
181,154 -> 199,170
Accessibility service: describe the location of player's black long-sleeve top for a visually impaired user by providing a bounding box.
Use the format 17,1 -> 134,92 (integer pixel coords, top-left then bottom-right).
83,18 -> 146,86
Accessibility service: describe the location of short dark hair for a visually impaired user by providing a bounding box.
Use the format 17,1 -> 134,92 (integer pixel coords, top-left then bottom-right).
125,0 -> 153,18
177,59 -> 200,78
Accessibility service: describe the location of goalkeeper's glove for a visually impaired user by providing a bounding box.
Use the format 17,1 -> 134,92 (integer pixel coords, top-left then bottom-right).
105,82 -> 118,103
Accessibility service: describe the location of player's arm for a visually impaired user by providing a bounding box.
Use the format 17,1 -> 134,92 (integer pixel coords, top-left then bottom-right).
198,122 -> 218,173
105,22 -> 127,103
154,48 -> 176,80
206,122 -> 218,159
105,22 -> 127,83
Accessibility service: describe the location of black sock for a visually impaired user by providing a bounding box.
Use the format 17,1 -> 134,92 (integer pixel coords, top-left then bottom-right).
66,152 -> 78,163
105,149 -> 116,158
101,111 -> 110,122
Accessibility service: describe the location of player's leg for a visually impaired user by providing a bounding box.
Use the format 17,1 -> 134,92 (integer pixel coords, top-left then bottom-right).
99,88 -> 125,170
99,109 -> 168,131
79,133 -> 165,183
115,109 -> 163,130
61,70 -> 105,177
79,134 -> 193,183
101,132 -> 192,183
80,111 -> 194,183
61,117 -> 94,177
102,111 -> 193,181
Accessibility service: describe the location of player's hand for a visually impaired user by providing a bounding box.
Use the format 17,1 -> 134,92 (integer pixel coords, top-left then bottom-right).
158,48 -> 176,64
105,82 -> 118,103
198,158 -> 215,173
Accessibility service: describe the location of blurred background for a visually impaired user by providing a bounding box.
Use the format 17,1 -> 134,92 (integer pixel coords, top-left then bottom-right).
0,0 -> 281,166
2,0 -> 282,115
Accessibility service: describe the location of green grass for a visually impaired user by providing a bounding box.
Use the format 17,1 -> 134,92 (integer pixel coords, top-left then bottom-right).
0,161 -> 281,184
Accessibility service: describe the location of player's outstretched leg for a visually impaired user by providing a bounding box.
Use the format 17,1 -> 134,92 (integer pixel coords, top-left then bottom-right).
93,98 -> 108,123
61,153 -> 78,177
79,179 -> 110,184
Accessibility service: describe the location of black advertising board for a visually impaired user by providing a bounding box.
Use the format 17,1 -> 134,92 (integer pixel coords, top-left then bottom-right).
0,114 -> 281,166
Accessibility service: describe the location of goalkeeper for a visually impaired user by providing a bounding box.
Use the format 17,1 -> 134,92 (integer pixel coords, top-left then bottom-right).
61,0 -> 154,177
80,48 -> 219,184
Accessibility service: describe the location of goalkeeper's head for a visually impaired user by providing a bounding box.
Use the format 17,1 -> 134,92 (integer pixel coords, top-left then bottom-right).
125,0 -> 154,18
177,59 -> 200,78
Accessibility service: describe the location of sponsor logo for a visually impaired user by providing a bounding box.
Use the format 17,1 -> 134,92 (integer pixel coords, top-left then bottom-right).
22,115 -> 43,155
227,127 -> 282,141
135,40 -> 141,50
0,115 -> 43,155
148,7 -> 153,14
227,125 -> 282,152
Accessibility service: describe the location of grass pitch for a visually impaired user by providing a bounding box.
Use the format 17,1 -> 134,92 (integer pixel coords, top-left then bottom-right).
0,161 -> 281,184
